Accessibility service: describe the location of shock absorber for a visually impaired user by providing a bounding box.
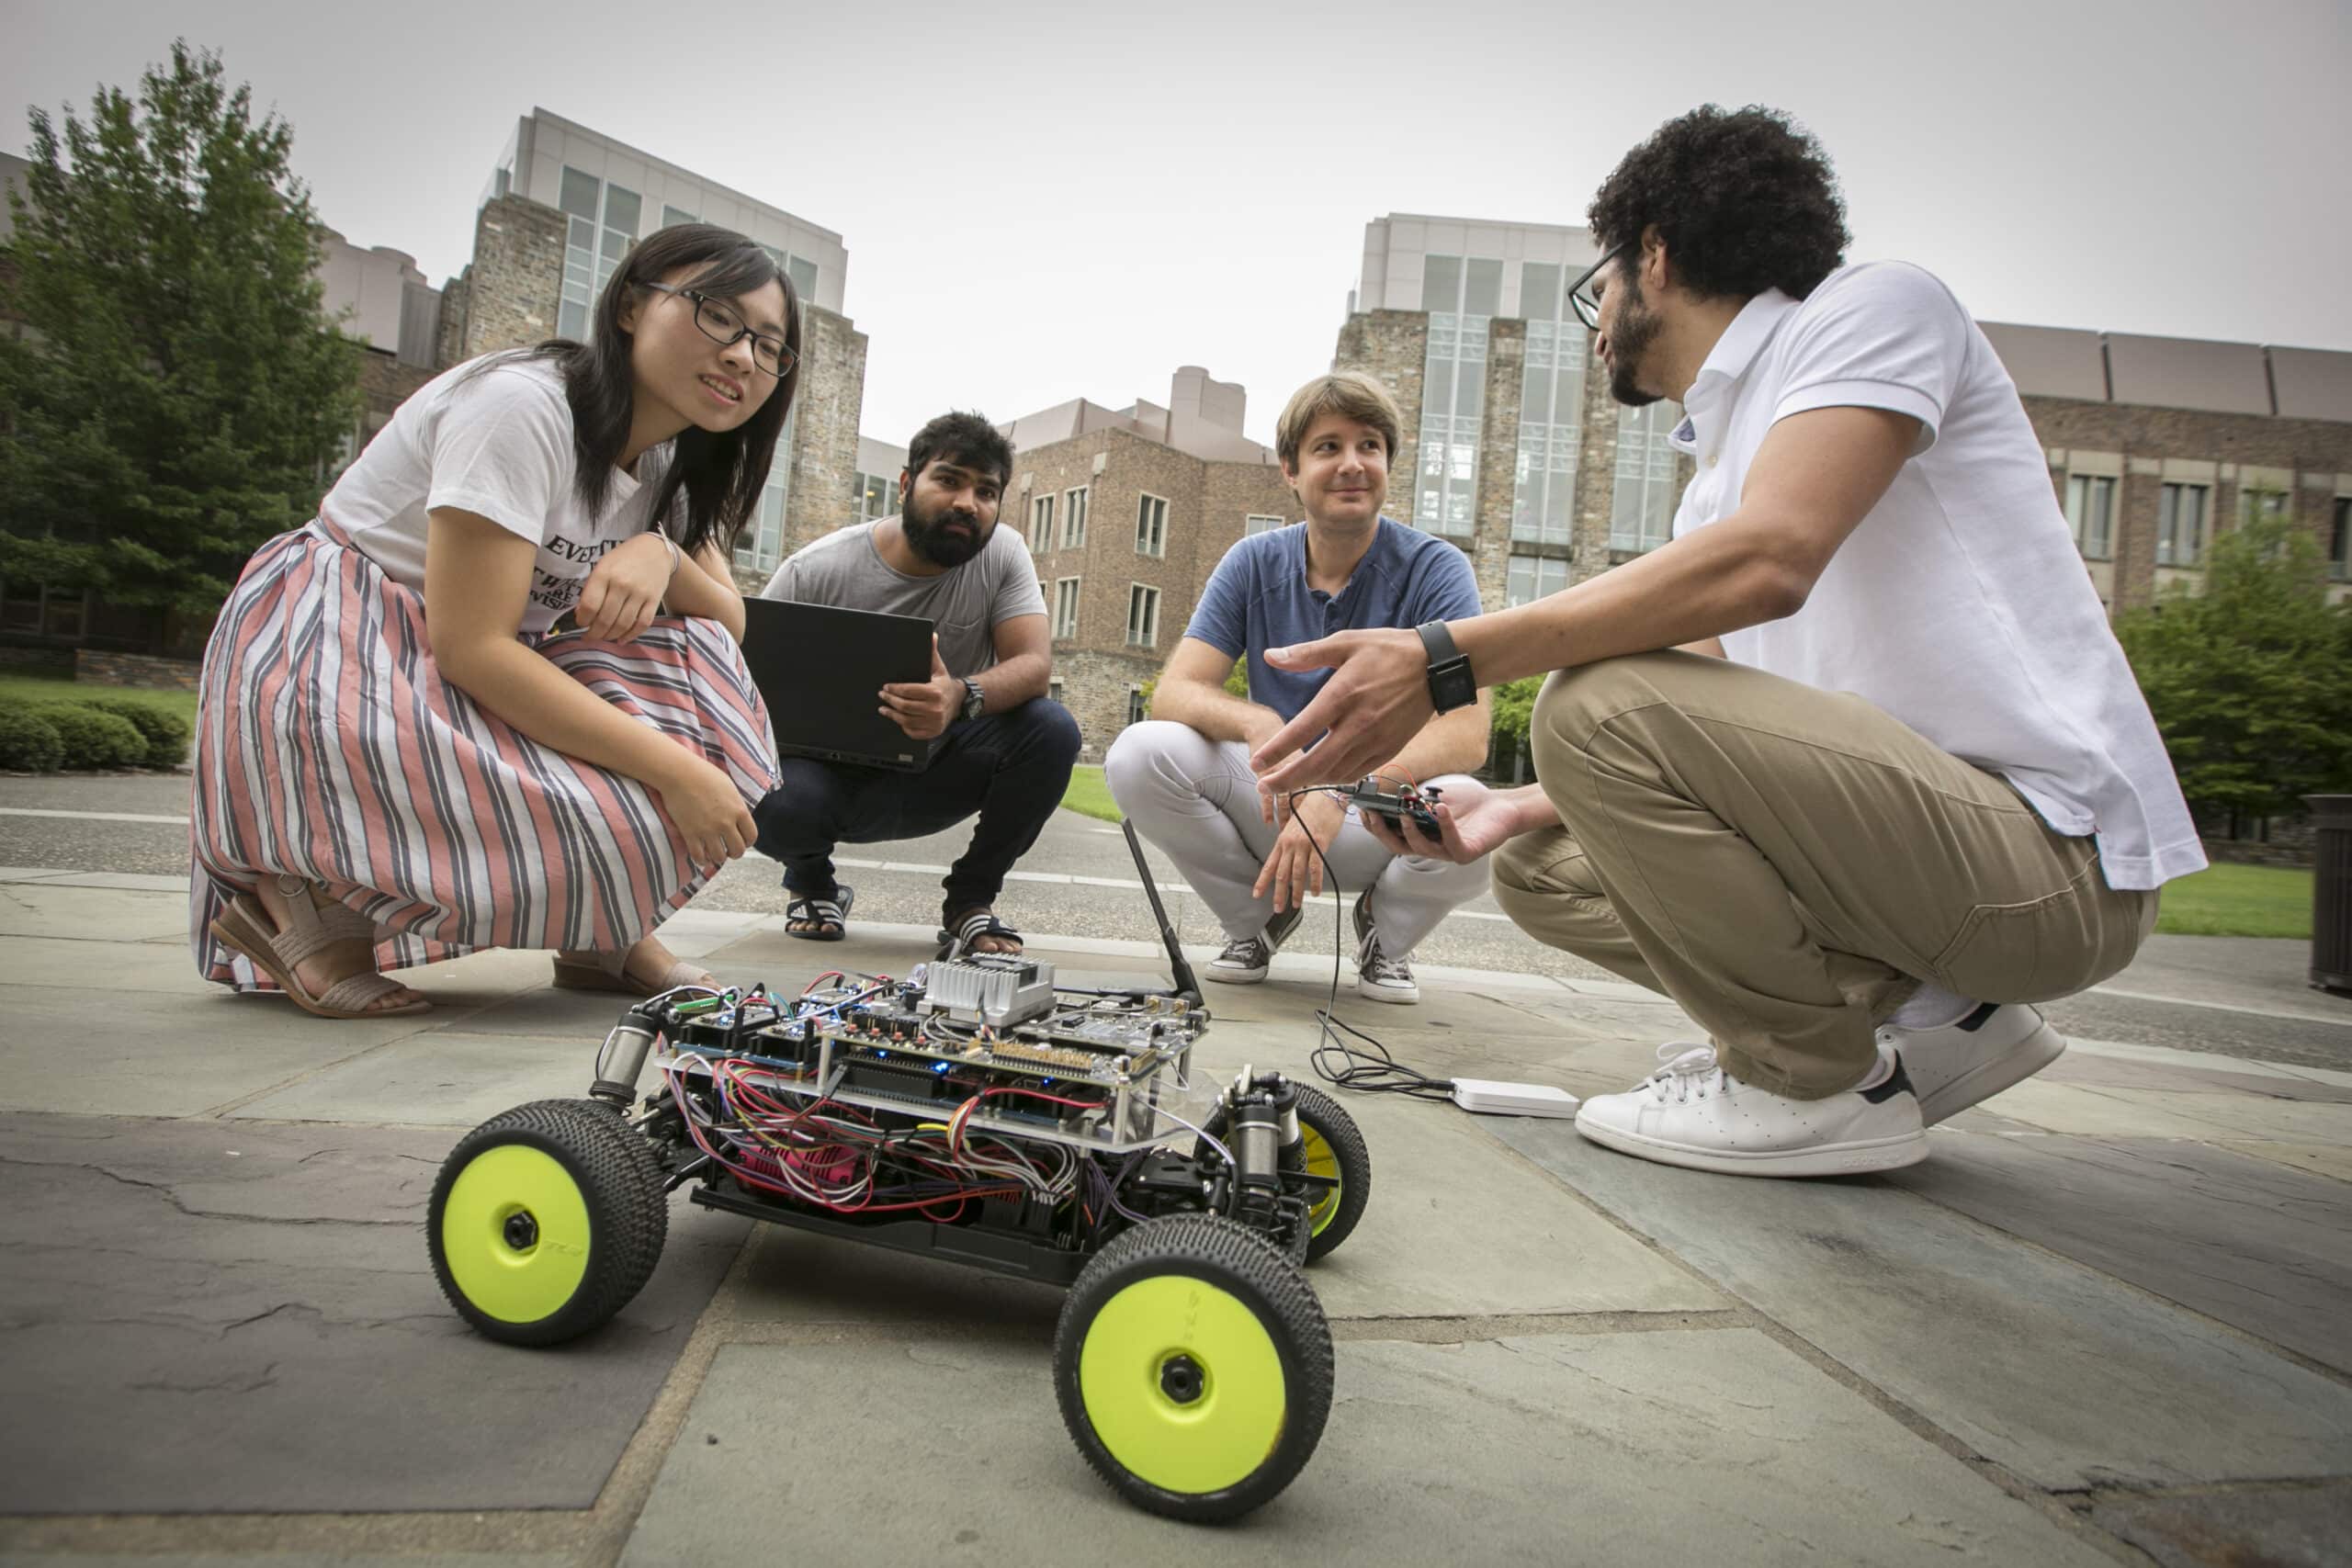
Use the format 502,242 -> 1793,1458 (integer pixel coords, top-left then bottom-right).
1226,1073 -> 1301,1232
589,1003 -> 664,1108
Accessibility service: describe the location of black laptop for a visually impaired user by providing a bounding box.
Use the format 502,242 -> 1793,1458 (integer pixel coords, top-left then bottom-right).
739,597 -> 944,772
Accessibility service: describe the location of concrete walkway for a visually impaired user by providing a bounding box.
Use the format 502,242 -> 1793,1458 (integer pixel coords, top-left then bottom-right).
0,862 -> 2346,1567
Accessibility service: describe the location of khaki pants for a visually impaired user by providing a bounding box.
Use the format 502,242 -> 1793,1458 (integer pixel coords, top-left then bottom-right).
1491,652 -> 2159,1099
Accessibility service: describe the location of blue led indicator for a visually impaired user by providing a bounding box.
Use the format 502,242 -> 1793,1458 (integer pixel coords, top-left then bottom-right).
933,1061 -> 951,1074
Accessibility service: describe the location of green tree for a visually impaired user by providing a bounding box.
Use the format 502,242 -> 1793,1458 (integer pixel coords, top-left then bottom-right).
2113,512 -> 2352,826
1487,675 -> 1545,777
0,41 -> 360,620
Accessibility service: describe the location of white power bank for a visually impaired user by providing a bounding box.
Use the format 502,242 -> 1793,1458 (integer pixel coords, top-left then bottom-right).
1450,1077 -> 1580,1118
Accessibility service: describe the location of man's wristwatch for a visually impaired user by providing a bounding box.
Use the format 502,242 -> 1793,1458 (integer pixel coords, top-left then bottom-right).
959,677 -> 987,722
1417,621 -> 1476,713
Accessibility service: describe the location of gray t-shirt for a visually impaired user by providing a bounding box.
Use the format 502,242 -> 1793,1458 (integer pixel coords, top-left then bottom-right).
759,518 -> 1046,678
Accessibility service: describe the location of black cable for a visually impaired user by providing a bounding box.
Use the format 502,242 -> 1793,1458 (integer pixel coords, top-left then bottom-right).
1283,786 -> 1458,1102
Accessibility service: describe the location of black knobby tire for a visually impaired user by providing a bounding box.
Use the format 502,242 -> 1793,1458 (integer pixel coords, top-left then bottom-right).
427,1098 -> 669,1347
1053,1215 -> 1333,1523
1195,1083 -> 1372,1263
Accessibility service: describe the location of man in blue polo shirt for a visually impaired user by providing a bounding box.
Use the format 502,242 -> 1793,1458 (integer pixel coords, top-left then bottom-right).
1104,372 -> 1492,1004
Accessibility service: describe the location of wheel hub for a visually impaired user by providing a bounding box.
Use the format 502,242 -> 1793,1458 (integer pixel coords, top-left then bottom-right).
503,1209 -> 539,1251
1159,1354 -> 1204,1404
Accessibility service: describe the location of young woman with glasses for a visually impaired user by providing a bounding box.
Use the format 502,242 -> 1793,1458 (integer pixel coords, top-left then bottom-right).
190,223 -> 801,1017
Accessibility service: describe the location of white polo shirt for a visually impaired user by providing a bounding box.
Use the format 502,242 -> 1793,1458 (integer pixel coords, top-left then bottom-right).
1668,262 -> 2204,890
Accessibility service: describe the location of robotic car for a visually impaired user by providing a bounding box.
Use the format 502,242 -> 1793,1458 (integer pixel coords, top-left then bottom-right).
426,826 -> 1372,1523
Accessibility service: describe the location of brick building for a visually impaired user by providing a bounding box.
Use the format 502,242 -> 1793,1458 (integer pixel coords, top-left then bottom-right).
440,111 -> 871,589
1002,367 -> 1305,758
1333,212 -> 2352,621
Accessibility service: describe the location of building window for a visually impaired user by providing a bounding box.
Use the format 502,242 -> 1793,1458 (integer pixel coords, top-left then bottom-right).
1505,553 -> 1570,607
1126,584 -> 1161,648
1416,253 -> 1501,539
661,204 -> 698,229
1136,493 -> 1168,557
2157,482 -> 2209,567
1063,487 -> 1089,549
732,407 -> 797,573
1127,685 -> 1148,727
1031,493 -> 1056,553
1245,513 -> 1285,536
2332,497 -> 2349,581
557,165 -> 640,343
2065,474 -> 2115,560
1609,402 -> 1680,554
787,255 -> 820,303
1053,577 -> 1080,639
2238,486 -> 2290,527
1049,677 -> 1066,706
851,469 -> 895,524
1511,266 -> 1588,547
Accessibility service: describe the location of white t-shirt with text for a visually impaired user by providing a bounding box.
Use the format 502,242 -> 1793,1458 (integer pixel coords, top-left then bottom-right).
321,355 -> 668,635
1668,262 -> 2204,890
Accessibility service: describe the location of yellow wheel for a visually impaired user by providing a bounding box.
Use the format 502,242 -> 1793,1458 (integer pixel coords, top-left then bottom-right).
427,1100 -> 667,1347
1055,1216 -> 1332,1521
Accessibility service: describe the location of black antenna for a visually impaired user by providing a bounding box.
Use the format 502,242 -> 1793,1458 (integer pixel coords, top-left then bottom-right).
1122,819 -> 1202,1005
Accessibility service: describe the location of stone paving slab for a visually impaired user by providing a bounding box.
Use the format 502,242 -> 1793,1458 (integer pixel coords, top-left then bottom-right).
2217,1140 -> 2352,1183
1485,1120 -> 2352,1491
0,1557 -> 569,1568
0,988 -> 434,1119
1888,1131 -> 2352,1373
0,882 -> 189,944
226,1030 -> 620,1129
1987,1079 -> 2352,1143
2086,1483 -> 2352,1568
618,1331 -> 2115,1568
0,1113 -> 748,1515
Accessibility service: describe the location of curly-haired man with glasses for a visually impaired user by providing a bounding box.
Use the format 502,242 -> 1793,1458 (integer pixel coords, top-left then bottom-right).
1251,106 -> 2202,1179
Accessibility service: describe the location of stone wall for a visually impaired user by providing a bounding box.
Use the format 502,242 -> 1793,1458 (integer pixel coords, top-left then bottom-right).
456,196 -> 566,360
1334,310 -> 1429,527
1051,648 -> 1160,763
1467,319 -> 1525,610
435,272 -> 470,370
780,304 -> 868,559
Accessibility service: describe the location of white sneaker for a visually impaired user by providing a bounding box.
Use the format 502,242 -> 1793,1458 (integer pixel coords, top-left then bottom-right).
1881,1002 -> 2065,1125
1573,1043 -> 1928,1178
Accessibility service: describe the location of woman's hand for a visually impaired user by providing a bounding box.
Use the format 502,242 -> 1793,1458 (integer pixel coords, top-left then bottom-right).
576,533 -> 676,644
657,754 -> 758,866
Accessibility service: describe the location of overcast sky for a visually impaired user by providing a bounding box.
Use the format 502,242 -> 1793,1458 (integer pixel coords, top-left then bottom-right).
6,0 -> 2347,448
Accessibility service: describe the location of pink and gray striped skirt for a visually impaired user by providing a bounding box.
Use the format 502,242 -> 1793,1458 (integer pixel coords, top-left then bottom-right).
188,519 -> 778,991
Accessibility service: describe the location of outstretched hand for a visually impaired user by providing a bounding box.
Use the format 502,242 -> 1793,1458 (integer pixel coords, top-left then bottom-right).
1356,776 -> 1522,865
1250,627 -> 1435,796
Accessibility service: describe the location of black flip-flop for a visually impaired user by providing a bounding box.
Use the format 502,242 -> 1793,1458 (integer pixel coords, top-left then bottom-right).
786,884 -> 854,942
937,907 -> 1023,961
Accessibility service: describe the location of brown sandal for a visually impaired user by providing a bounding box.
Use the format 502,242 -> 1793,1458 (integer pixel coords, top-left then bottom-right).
209,875 -> 430,1020
550,948 -> 720,998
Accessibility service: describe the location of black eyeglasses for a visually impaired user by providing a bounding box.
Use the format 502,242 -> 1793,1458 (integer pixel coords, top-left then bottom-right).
1567,243 -> 1627,332
639,282 -> 796,378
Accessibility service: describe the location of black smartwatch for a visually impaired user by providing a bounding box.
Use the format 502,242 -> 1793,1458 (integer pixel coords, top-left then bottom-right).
1417,621 -> 1476,713
959,677 -> 987,722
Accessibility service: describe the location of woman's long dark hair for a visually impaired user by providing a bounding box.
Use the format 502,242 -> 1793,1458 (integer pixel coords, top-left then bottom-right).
525,223 -> 802,558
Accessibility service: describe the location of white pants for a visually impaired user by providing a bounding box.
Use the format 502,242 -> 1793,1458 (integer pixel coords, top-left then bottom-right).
1103,720 -> 1491,957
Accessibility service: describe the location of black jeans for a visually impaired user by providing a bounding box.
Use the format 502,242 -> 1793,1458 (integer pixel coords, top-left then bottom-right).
752,697 -> 1081,917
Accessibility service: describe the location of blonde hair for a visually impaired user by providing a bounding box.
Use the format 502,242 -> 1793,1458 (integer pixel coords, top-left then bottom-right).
1274,371 -> 1402,472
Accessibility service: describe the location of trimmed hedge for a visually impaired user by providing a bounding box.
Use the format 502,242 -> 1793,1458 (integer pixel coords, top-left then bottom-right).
77,694 -> 193,769
40,704 -> 148,770
0,705 -> 65,773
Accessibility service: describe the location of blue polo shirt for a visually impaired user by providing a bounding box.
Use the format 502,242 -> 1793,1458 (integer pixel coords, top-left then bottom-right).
1183,518 -> 1484,724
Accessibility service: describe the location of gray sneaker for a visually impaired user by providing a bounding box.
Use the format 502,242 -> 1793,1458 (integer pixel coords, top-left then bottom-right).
1207,902 -> 1306,987
1354,927 -> 1419,1005
1208,934 -> 1274,984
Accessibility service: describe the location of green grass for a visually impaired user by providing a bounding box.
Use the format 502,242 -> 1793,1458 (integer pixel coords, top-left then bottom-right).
1058,763 -> 1122,823
0,670 -> 199,727
2154,861 -> 2313,939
